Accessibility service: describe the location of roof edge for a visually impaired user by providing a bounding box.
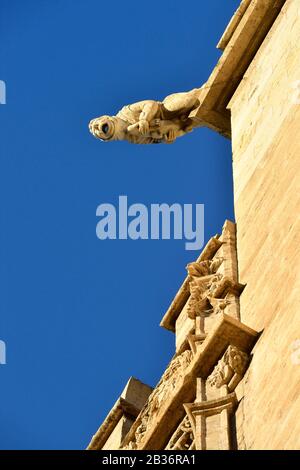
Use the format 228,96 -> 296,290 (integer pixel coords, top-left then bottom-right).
190,0 -> 287,138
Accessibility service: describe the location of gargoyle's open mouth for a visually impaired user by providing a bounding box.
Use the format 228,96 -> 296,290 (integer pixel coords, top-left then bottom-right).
89,116 -> 115,141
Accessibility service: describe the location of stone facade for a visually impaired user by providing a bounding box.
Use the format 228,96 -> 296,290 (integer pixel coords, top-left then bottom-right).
228,0 -> 300,450
87,0 -> 300,450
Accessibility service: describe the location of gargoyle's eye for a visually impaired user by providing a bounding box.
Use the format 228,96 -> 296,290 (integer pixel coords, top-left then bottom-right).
102,123 -> 109,134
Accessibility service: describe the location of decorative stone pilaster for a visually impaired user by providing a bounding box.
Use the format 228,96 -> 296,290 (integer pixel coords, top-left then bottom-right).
184,393 -> 237,450
184,345 -> 250,450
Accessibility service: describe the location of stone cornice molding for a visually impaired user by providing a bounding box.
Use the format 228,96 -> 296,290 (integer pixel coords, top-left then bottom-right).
190,0 -> 286,138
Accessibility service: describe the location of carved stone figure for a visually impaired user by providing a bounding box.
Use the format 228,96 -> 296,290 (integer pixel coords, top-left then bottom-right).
186,258 -> 223,319
207,345 -> 249,390
186,258 -> 222,278
89,87 -> 204,144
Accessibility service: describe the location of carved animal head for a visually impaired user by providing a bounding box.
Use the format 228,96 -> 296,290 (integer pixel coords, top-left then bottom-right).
89,115 -> 126,142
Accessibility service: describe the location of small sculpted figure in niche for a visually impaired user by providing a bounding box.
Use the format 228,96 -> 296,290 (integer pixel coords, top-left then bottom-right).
89,87 -> 204,144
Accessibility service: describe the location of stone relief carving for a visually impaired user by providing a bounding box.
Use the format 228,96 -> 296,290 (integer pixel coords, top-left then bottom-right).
186,259 -> 223,278
186,258 -> 223,319
207,345 -> 249,391
165,415 -> 195,450
89,87 -> 205,144
122,349 -> 192,449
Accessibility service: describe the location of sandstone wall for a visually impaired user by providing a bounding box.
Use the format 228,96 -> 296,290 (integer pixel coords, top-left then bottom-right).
228,0 -> 300,450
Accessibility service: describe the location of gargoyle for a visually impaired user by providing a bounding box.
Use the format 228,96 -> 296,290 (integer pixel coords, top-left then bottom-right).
89,87 -> 204,144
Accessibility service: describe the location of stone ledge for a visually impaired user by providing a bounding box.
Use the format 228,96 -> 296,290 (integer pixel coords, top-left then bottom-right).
87,377 -> 152,450
184,392 -> 238,420
190,0 -> 286,137
217,0 -> 252,51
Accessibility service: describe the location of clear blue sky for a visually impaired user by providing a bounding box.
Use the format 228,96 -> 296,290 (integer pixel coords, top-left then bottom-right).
0,0 -> 239,449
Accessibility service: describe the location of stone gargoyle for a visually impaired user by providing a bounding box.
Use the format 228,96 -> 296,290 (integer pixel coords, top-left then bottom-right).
89,87 -> 204,144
